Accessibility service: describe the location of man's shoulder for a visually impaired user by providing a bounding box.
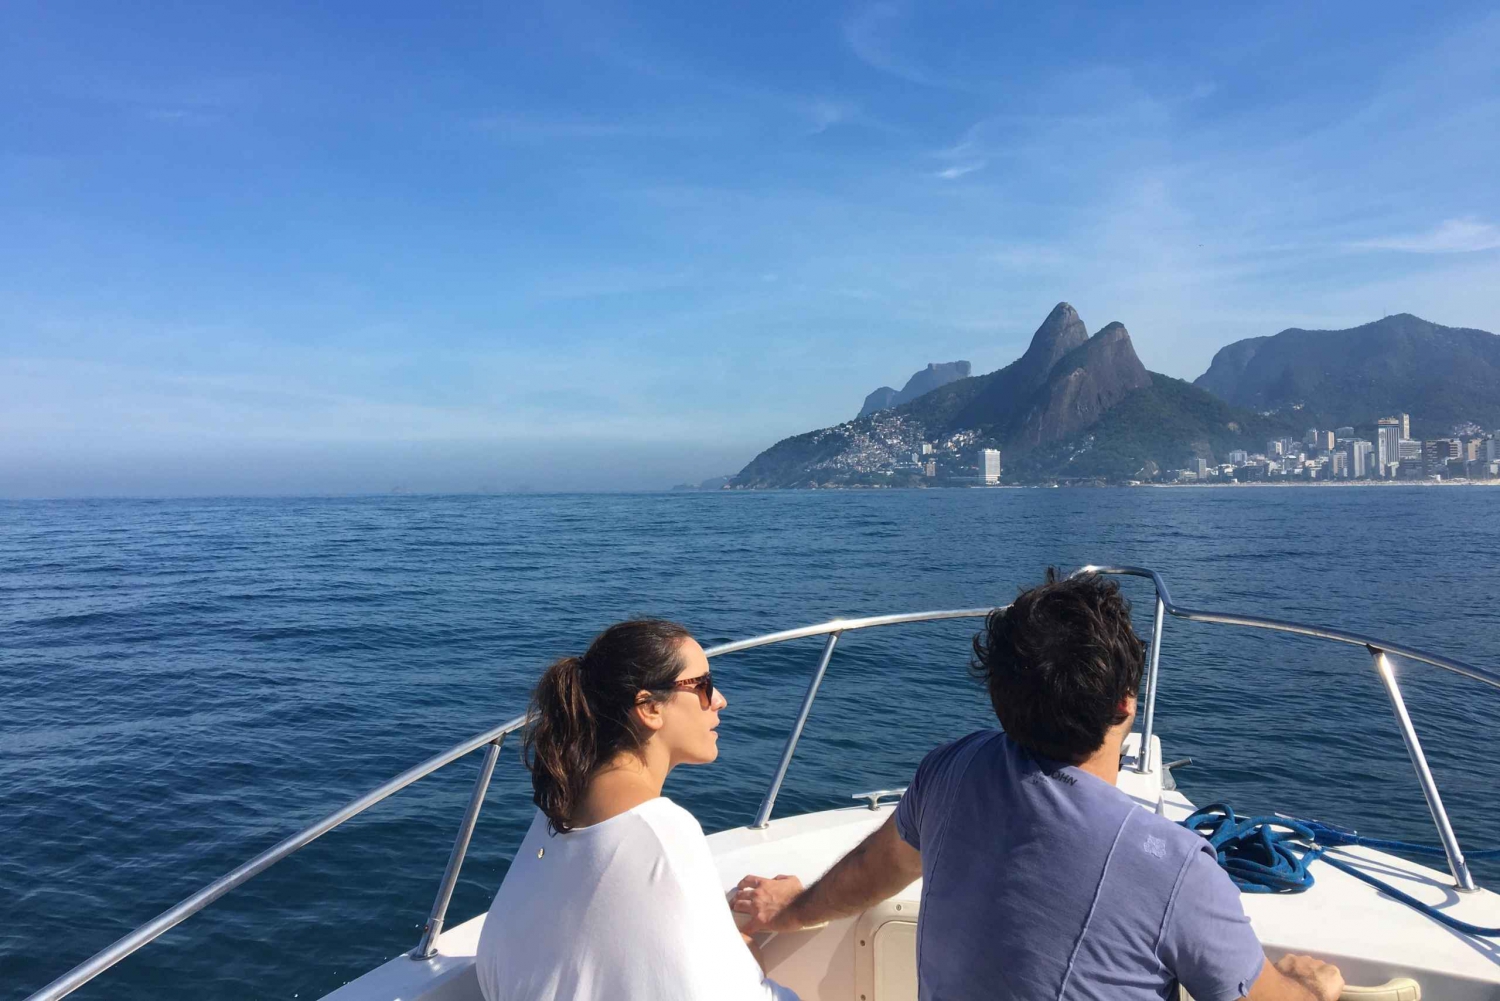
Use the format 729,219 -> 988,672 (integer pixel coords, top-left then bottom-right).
923,728 -> 1006,766
1123,806 -> 1218,872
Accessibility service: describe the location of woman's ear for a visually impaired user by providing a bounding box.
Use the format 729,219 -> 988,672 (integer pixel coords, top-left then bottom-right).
633,692 -> 667,733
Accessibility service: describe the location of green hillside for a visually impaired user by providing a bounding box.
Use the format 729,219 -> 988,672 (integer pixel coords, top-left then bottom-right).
1005,375 -> 1303,481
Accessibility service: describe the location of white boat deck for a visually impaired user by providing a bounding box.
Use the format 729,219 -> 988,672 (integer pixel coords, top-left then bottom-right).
322,735 -> 1500,1001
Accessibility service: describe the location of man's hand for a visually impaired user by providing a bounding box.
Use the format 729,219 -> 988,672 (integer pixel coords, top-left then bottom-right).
1245,954 -> 1344,1001
732,874 -> 805,933
731,815 -> 923,939
1274,954 -> 1343,1001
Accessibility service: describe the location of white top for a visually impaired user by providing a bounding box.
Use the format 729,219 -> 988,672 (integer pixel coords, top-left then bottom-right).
476,797 -> 798,1001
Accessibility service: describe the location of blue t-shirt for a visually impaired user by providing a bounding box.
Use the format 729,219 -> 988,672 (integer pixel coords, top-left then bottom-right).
893,730 -> 1265,1001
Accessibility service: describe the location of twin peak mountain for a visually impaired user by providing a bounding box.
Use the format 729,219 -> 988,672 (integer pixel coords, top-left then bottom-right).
734,303 -> 1160,487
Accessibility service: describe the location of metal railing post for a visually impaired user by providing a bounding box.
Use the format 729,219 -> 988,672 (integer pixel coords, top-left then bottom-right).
1137,595 -> 1165,773
1369,649 -> 1476,892
412,736 -> 505,958
752,632 -> 841,829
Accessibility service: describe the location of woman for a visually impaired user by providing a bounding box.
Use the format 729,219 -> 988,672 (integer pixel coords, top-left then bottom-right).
475,619 -> 800,1001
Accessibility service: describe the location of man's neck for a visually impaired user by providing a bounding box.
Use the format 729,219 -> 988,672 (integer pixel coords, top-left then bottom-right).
1075,721 -> 1131,786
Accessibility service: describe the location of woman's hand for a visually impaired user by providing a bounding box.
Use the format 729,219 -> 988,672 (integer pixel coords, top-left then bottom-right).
731,874 -> 805,934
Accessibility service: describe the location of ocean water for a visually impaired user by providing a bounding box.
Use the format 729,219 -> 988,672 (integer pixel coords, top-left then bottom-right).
3,488 -> 1499,1000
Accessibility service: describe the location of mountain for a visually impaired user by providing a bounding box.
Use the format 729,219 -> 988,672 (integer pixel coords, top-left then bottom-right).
732,303 -> 1277,487
1004,376 -> 1298,483
936,302 -> 1090,430
669,475 -> 731,491
1195,314 -> 1500,435
857,361 -> 972,418
1014,321 -> 1151,448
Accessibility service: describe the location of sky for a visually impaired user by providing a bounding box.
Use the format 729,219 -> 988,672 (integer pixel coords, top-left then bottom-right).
3,1 -> 1499,496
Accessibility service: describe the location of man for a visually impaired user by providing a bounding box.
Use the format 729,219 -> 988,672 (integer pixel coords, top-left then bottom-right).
734,569 -> 1342,1001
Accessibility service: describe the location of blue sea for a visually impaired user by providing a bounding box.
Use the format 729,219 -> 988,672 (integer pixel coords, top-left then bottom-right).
4,489 -> 1499,1000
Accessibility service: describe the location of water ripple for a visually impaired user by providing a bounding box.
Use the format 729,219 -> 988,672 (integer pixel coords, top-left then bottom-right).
1,490 -> 1498,1001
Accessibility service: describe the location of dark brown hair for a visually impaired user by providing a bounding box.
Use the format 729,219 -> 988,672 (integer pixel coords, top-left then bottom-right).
971,568 -> 1145,764
524,619 -> 694,833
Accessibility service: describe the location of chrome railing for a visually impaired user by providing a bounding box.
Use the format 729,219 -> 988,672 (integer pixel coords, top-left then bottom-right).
20,713 -> 527,1001
1076,564 -> 1499,891
21,567 -> 1500,1001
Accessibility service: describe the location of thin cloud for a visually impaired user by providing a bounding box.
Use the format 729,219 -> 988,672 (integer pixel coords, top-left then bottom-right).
843,3 -> 940,86
144,108 -> 220,126
1349,217 -> 1500,254
802,98 -> 856,134
934,162 -> 985,180
528,266 -> 698,302
472,114 -> 705,141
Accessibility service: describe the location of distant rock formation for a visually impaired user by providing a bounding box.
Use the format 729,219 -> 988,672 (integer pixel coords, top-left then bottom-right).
857,361 -> 972,418
948,302 -> 1091,430
735,300 -> 1500,487
669,475 -> 731,491
1194,314 -> 1500,434
1015,321 -> 1152,448
733,303 -> 1199,487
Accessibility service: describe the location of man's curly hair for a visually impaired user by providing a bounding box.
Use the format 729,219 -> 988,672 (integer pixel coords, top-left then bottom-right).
972,567 -> 1146,764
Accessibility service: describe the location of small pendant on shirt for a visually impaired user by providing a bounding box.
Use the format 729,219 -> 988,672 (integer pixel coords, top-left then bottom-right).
537,848 -> 545,859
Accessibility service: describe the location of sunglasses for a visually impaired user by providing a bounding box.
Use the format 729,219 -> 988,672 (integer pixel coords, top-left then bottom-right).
643,671 -> 715,710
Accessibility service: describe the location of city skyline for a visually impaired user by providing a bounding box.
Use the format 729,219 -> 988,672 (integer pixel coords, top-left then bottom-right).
1164,411 -> 1500,485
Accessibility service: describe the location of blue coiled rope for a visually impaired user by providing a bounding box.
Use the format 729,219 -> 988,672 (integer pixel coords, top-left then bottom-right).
1182,805 -> 1325,893
1182,803 -> 1500,937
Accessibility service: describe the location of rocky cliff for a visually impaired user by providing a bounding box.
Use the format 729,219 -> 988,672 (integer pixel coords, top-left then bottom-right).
857,360 -> 973,418
733,303 -> 1176,487
1194,313 -> 1500,434
1015,321 -> 1152,448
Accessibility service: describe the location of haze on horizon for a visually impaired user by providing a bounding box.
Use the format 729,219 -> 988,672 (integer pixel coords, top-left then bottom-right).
4,1 -> 1499,497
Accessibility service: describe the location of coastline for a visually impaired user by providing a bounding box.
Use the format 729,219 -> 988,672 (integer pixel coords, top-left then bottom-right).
1142,478 -> 1500,489
730,478 -> 1500,490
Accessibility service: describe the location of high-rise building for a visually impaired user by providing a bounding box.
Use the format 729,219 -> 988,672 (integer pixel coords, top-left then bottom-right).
1335,426 -> 1355,440
980,448 -> 1002,485
1422,439 -> 1461,474
1398,439 -> 1421,460
920,442 -> 934,455
1376,417 -> 1401,475
1304,428 -> 1319,447
1347,440 -> 1373,478
923,460 -> 936,477
1463,439 -> 1481,462
1487,439 -> 1500,462
1228,449 -> 1249,465
1191,458 -> 1209,479
1330,451 -> 1349,478
1400,413 -> 1411,439
1318,431 -> 1335,451
1267,439 -> 1284,457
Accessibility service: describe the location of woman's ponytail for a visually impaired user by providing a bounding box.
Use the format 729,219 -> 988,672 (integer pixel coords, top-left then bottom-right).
525,656 -> 596,833
522,620 -> 692,833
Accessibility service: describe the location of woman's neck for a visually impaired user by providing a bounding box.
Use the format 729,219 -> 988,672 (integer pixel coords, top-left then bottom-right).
572,747 -> 671,828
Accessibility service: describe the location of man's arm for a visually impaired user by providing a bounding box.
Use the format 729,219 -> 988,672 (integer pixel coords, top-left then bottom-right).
1243,955 -> 1343,1001
733,815 -> 922,933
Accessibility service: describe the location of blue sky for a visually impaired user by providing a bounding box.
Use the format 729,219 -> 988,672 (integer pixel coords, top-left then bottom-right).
4,1 -> 1498,495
